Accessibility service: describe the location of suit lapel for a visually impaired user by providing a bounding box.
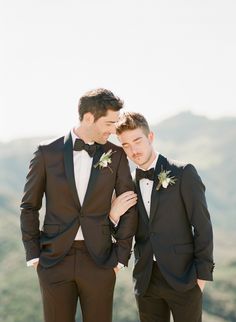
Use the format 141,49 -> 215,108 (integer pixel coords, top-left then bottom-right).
82,144 -> 104,207
149,154 -> 167,224
64,133 -> 81,209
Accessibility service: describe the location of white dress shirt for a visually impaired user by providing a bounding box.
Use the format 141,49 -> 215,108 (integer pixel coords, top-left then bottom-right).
71,129 -> 94,240
138,153 -> 159,261
138,153 -> 159,217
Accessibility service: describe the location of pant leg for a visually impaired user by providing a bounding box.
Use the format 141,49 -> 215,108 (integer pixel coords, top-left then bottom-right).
37,247 -> 78,322
151,263 -> 202,322
168,284 -> 202,322
136,263 -> 171,322
136,293 -> 171,322
73,242 -> 116,322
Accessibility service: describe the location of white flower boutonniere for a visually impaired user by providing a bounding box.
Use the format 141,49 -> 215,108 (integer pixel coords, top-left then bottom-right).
156,166 -> 177,191
94,149 -> 116,172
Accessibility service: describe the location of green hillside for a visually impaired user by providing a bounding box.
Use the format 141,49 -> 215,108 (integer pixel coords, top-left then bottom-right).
0,112 -> 235,322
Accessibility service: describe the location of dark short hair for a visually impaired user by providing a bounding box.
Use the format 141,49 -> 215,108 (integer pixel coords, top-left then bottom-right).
78,88 -> 123,121
116,112 -> 150,136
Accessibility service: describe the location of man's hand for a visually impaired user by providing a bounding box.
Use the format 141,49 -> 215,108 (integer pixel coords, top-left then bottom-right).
197,279 -> 206,292
109,191 -> 137,223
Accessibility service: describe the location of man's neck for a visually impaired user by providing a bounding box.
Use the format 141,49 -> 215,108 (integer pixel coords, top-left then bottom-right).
73,126 -> 93,143
140,151 -> 157,170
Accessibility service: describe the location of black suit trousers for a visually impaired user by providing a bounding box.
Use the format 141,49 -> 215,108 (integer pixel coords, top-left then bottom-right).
37,241 -> 116,322
136,262 -> 202,322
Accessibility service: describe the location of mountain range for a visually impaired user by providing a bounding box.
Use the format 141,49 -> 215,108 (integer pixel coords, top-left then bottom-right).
0,111 -> 235,321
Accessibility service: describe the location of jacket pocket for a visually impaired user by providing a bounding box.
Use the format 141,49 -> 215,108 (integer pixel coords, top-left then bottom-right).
174,243 -> 193,254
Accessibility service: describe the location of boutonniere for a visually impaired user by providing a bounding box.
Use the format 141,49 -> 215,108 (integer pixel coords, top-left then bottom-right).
156,166 -> 177,190
94,149 -> 116,172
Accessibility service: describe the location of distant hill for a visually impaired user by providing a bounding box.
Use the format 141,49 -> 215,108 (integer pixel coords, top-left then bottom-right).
154,111 -> 236,231
1,111 -> 235,230
0,112 -> 235,322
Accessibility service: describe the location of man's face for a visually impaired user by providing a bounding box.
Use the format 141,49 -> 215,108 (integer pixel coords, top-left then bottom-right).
118,128 -> 154,168
90,110 -> 120,144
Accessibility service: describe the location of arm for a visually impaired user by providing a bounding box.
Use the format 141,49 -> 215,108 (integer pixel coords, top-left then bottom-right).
110,191 -> 137,272
113,151 -> 138,266
20,146 -> 46,262
109,191 -> 137,224
180,164 -> 215,282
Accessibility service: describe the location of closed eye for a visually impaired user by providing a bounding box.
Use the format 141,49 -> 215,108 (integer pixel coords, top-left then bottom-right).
134,138 -> 142,144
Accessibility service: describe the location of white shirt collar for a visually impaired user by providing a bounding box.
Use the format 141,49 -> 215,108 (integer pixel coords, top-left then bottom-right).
70,128 -> 94,145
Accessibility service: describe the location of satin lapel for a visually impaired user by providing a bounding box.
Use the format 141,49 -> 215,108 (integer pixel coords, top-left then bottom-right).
149,154 -> 167,224
134,175 -> 149,226
82,144 -> 104,207
63,133 -> 81,209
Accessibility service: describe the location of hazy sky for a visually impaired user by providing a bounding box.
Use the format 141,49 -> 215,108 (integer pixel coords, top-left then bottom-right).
1,0 -> 236,142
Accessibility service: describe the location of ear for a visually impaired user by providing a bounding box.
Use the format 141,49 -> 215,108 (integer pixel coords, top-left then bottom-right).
148,131 -> 154,143
83,112 -> 95,125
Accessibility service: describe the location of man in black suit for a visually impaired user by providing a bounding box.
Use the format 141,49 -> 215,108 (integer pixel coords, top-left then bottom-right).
20,89 -> 137,322
110,112 -> 214,322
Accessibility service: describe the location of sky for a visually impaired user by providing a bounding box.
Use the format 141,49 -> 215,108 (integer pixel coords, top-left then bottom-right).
1,0 -> 236,142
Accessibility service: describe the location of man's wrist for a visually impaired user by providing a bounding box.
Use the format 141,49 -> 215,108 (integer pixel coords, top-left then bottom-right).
117,262 -> 125,270
197,279 -> 206,291
109,215 -> 120,227
27,258 -> 39,267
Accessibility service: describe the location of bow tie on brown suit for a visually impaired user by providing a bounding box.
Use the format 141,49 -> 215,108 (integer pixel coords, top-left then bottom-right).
73,138 -> 99,157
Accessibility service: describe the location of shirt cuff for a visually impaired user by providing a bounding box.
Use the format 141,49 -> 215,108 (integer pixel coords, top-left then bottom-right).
117,262 -> 125,269
27,258 -> 39,267
110,217 -> 120,227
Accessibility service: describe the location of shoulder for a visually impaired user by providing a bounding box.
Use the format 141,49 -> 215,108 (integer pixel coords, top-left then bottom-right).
161,155 -> 199,179
40,135 -> 64,147
163,155 -> 193,171
38,135 -> 66,154
161,156 -> 204,191
102,140 -> 124,156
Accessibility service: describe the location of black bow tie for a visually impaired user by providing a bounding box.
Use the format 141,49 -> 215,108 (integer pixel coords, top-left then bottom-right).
136,168 -> 155,181
73,138 -> 98,157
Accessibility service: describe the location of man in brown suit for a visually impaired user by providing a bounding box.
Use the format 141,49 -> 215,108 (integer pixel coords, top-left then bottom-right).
20,89 -> 137,322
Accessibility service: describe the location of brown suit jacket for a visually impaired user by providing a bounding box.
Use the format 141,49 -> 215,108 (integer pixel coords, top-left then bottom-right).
20,133 -> 137,268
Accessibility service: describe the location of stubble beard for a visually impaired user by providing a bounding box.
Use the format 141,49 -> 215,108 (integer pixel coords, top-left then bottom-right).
138,149 -> 154,169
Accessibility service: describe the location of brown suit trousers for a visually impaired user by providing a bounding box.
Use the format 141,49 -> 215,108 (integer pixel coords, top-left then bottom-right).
37,241 -> 116,322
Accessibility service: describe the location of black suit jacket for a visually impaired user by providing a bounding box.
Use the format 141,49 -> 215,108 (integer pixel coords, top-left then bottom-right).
133,154 -> 214,295
20,133 -> 137,268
